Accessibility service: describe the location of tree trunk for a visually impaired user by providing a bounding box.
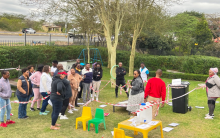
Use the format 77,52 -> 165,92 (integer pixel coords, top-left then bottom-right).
87,33 -> 90,63
129,37 -> 137,76
110,46 -> 117,88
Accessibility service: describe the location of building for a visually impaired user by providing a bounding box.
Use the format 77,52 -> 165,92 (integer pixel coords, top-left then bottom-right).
42,23 -> 61,33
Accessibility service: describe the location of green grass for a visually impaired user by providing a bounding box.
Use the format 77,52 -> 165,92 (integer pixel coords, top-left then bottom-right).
1,67 -> 220,138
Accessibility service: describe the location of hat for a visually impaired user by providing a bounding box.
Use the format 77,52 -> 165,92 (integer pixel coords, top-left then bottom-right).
80,63 -> 85,66
58,71 -> 67,75
210,68 -> 218,74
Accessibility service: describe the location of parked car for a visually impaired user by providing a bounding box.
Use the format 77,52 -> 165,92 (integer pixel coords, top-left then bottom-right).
68,28 -> 83,38
22,28 -> 36,34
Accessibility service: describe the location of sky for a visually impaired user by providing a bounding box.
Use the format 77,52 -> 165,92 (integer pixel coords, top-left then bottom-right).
0,0 -> 220,16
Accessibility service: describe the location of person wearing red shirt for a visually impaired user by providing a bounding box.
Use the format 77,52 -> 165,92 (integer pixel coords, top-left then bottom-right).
144,69 -> 166,119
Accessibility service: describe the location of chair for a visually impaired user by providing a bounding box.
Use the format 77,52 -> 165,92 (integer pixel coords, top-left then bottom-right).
76,107 -> 93,131
88,108 -> 106,133
113,128 -> 133,138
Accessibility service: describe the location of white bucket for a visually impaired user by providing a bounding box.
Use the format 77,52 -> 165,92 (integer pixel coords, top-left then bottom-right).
138,102 -> 152,123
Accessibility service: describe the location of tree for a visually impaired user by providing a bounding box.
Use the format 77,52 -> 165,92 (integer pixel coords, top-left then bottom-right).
206,13 -> 220,40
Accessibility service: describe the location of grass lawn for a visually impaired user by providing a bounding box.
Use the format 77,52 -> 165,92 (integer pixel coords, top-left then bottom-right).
1,66 -> 220,138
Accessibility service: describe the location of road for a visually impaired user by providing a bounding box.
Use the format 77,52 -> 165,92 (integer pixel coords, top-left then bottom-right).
0,35 -> 73,42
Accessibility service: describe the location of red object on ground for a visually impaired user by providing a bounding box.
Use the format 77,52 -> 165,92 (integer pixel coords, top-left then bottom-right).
6,120 -> 15,125
10,113 -> 13,116
104,113 -> 110,117
0,123 -> 7,127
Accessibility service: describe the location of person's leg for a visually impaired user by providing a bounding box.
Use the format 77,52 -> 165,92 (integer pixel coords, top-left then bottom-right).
208,97 -> 217,116
68,94 -> 74,110
37,89 -> 42,109
78,82 -> 83,98
92,81 -> 97,100
60,98 -> 69,115
96,81 -> 101,100
31,88 -> 39,108
147,96 -> 159,119
72,89 -> 77,107
86,83 -> 90,101
6,99 -> 11,121
24,97 -> 29,117
115,80 -> 120,98
17,95 -> 26,118
51,100 -> 63,127
82,83 -> 87,103
40,92 -> 49,112
0,97 -> 6,122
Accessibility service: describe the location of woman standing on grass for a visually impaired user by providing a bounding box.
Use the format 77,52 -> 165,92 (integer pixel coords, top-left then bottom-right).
29,65 -> 44,111
0,70 -> 15,127
205,68 -> 220,119
92,63 -> 103,101
39,65 -> 52,115
50,70 -> 66,130
127,70 -> 144,114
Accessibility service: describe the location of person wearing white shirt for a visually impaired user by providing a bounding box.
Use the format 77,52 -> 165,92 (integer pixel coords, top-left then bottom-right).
139,62 -> 149,83
51,60 -> 58,76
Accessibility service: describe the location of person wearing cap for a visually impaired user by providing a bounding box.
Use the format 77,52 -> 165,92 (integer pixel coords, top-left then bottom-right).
29,64 -> 44,111
144,69 -> 166,119
53,64 -> 64,77
0,70 -> 15,127
50,70 -> 67,130
205,67 -> 220,119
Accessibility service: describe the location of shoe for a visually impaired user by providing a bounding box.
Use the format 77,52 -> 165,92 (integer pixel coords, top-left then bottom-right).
205,115 -> 213,119
30,108 -> 35,111
60,115 -> 68,120
39,112 -> 48,115
92,98 -> 94,101
94,93 -> 97,97
59,113 -> 61,117
45,110 -> 50,113
37,108 -> 41,111
6,120 -> 15,125
24,116 -> 29,119
0,123 -> 7,127
96,98 -> 98,101
205,113 -> 214,117
91,94 -> 93,98
72,108 -> 78,111
68,110 -> 73,114
75,104 -> 80,107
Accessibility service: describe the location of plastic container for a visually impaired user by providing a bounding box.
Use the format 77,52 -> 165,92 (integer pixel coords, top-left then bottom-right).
138,102 -> 152,123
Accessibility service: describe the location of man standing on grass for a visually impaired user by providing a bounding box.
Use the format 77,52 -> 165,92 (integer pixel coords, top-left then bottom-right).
144,69 -> 166,119
82,63 -> 93,103
72,59 -> 81,68
139,62 -> 149,83
51,60 -> 58,76
115,62 -> 129,98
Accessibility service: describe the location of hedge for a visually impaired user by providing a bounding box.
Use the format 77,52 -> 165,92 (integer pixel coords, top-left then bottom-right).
149,71 -> 209,82
0,45 -> 218,78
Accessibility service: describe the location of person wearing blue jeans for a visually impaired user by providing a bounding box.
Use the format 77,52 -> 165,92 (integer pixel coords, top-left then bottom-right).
40,92 -> 50,115
16,68 -> 33,119
50,70 -> 66,130
0,70 -> 15,127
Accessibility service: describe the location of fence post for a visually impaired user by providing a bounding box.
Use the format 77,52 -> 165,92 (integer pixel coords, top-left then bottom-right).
25,31 -> 26,46
49,34 -> 51,46
68,33 -> 69,46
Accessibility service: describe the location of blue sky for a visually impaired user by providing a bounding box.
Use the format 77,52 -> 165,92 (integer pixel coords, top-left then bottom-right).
0,0 -> 219,15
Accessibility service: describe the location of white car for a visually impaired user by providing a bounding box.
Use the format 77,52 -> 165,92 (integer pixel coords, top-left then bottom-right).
25,28 -> 36,34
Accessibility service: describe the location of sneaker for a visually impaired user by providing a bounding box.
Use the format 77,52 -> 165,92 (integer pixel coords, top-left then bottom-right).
6,120 -> 15,125
59,113 -> 61,117
45,110 -> 50,113
72,108 -> 78,111
0,123 -> 7,127
30,108 -> 35,111
94,93 -> 97,97
91,94 -> 93,98
205,115 -> 213,119
39,112 -> 48,115
68,110 -> 73,114
60,115 -> 68,120
24,116 -> 29,119
37,108 -> 41,111
96,98 -> 98,101
205,113 -> 214,117
92,98 -> 94,101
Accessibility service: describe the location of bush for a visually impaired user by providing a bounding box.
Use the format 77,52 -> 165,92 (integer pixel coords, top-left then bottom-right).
149,71 -> 208,82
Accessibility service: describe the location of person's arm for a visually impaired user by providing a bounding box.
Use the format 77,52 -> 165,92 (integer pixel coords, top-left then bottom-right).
121,68 -> 126,75
93,70 -> 96,78
29,72 -> 37,84
131,80 -> 142,91
100,70 -> 103,78
79,75 -> 82,82
116,68 -> 120,75
0,83 -> 3,97
146,70 -> 149,77
161,83 -> 166,101
41,76 -> 49,92
214,76 -> 220,88
57,82 -> 63,95
144,80 -> 151,99
17,79 -> 26,94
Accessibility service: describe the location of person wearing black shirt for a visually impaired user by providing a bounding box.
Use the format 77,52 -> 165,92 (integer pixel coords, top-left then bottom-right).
115,62 -> 129,98
92,63 -> 103,101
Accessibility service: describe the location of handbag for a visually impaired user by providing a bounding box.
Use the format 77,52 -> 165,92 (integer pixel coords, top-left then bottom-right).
206,82 -> 216,89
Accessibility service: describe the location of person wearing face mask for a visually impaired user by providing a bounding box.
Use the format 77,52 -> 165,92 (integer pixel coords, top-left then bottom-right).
127,70 -> 144,114
82,63 -> 93,103
205,68 -> 220,119
92,63 -> 103,101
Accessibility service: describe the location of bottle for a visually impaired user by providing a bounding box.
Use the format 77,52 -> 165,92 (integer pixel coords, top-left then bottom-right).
139,102 -> 152,123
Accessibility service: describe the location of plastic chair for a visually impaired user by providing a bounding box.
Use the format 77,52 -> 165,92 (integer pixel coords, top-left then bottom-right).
76,107 -> 93,131
88,108 -> 106,133
113,128 -> 133,138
